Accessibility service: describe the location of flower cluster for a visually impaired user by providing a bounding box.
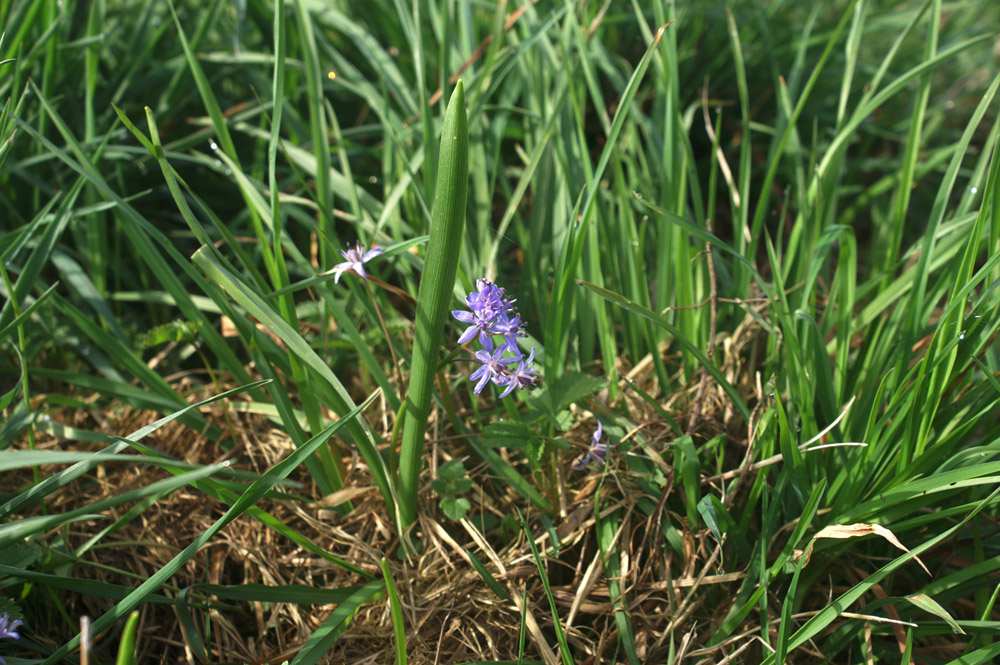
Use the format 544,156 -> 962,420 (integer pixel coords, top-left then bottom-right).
453,279 -> 537,396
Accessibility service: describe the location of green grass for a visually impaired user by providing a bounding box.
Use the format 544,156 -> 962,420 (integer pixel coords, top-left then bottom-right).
2,0 -> 1000,663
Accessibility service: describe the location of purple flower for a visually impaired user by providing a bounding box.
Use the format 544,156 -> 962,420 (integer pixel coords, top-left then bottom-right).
469,345 -> 519,394
0,613 -> 22,664
497,348 -> 538,398
452,279 -> 518,347
572,420 -> 610,470
467,279 -> 514,318
495,312 -> 527,355
0,614 -> 21,640
452,307 -> 497,347
332,242 -> 383,283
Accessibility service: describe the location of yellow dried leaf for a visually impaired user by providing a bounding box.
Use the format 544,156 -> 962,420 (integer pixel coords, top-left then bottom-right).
813,523 -> 930,575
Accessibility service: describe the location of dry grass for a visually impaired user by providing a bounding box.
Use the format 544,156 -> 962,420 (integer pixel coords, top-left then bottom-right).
8,313 -> 783,665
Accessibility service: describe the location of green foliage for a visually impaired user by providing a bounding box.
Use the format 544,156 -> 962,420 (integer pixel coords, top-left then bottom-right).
482,420 -> 540,451
137,319 -> 201,348
523,371 -> 604,429
1,0 -> 999,662
432,459 -> 473,521
0,596 -> 23,623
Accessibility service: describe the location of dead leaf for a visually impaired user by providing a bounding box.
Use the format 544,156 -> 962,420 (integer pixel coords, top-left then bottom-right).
812,523 -> 930,575
310,486 -> 376,509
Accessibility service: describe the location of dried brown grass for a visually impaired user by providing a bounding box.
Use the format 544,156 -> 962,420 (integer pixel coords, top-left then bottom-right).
8,309 -> 778,664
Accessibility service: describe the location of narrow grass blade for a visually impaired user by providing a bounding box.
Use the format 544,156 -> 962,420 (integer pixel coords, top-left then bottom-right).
192,246 -> 394,507
289,579 -> 385,665
0,380 -> 269,518
596,509 -> 640,665
760,485 -> 1000,664
381,558 -> 408,665
518,509 -> 573,665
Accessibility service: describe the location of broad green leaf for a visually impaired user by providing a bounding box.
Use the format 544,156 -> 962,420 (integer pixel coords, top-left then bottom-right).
399,81 -> 469,530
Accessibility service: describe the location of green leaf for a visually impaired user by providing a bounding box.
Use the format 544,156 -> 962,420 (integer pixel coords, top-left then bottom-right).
440,496 -> 471,521
0,346 -> 25,412
432,459 -> 473,497
0,596 -> 23,622
0,565 -> 174,605
465,550 -> 510,603
193,583 -> 368,605
399,80 -> 470,530
0,380 -> 269,518
760,486 -> 1000,665
0,281 -> 59,342
482,420 -> 541,450
381,558 -> 407,665
905,593 -> 966,634
138,319 -> 201,347
191,247 -> 393,509
577,280 -> 752,423
0,407 -> 35,449
518,509 -> 574,665
675,435 -> 701,527
437,458 -> 467,483
697,495 -> 722,543
0,543 -> 39,569
545,371 -> 605,413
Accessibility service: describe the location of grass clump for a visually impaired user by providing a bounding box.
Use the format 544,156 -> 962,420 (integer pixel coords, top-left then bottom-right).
1,0 -> 1000,663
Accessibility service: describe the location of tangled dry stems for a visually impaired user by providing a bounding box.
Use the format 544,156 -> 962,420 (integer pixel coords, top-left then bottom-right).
9,310 -> 793,664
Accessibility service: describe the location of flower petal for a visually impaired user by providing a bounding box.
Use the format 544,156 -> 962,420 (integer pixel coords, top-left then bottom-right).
474,371 -> 492,394
457,325 -> 479,345
497,379 -> 517,398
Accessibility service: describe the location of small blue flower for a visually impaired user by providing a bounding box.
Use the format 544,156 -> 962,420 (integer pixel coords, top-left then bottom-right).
572,420 -> 610,470
332,242 -> 383,283
452,307 -> 496,347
